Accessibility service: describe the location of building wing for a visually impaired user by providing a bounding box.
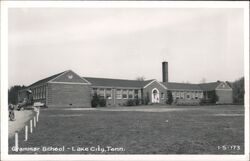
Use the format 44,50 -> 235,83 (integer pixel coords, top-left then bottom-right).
83,77 -> 153,88
161,82 -> 202,91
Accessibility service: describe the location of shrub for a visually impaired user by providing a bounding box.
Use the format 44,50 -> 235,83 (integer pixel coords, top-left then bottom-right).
143,92 -> 150,105
126,98 -> 141,106
91,93 -> 106,107
91,93 -> 99,107
126,99 -> 135,106
166,91 -> 173,105
135,98 -> 140,106
232,77 -> 244,104
99,98 -> 106,107
210,91 -> 218,104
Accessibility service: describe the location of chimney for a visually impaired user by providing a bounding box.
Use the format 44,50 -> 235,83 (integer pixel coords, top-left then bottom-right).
162,61 -> 168,82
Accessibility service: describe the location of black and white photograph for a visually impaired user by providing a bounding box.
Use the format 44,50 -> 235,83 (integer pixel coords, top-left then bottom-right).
1,1 -> 249,161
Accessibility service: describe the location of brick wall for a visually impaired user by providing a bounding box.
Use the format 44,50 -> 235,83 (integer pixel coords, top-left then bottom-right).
216,89 -> 233,104
47,83 -> 91,107
143,81 -> 167,104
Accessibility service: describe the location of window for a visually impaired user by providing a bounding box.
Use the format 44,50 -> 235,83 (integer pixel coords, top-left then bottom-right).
35,88 -> 37,100
38,87 -> 41,99
40,87 -> 43,99
33,88 -> 36,100
180,92 -> 184,99
99,89 -> 105,99
116,89 -> 122,99
43,86 -> 46,98
92,88 -> 97,95
161,92 -> 165,99
175,92 -> 180,99
134,90 -> 139,99
192,92 -> 195,99
172,91 -> 176,98
186,94 -> 190,99
106,89 -> 112,99
128,90 -> 133,99
199,92 -> 203,98
36,88 -> 38,99
122,90 -> 128,99
195,92 -> 199,99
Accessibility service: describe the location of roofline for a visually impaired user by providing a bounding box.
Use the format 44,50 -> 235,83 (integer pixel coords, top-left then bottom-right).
48,70 -> 91,85
48,70 -> 70,83
91,85 -> 142,89
49,82 -> 91,85
143,80 -> 167,89
215,88 -> 233,91
215,82 -> 232,90
167,89 -> 203,91
70,70 -> 92,84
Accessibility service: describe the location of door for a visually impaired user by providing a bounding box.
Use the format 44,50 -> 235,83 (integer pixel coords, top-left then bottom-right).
152,88 -> 160,103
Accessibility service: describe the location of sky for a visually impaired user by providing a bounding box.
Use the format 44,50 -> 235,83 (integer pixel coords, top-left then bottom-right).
8,8 -> 244,87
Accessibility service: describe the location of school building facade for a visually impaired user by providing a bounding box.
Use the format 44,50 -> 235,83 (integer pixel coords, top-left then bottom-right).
18,62 -> 233,107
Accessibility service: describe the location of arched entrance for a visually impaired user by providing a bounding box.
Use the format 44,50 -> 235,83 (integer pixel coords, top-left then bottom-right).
152,88 -> 160,103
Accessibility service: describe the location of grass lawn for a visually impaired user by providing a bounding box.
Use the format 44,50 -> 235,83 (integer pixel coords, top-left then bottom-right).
9,105 -> 244,154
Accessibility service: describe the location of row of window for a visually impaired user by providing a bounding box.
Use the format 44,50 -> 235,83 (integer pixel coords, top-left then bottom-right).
92,88 -> 140,100
32,85 -> 46,100
172,91 -> 203,100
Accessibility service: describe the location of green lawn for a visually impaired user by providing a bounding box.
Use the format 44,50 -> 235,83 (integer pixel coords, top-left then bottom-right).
9,105 -> 244,154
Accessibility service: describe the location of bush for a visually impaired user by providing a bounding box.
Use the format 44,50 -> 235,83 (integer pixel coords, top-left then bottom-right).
126,99 -> 135,106
99,98 -> 106,107
91,93 -> 106,107
126,98 -> 141,106
210,91 -> 218,104
166,91 -> 173,105
232,77 -> 244,104
142,92 -> 150,105
135,98 -> 140,105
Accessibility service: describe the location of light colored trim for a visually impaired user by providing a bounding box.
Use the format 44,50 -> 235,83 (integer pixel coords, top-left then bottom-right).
122,89 -> 128,99
48,70 -> 91,85
48,82 -> 90,85
115,89 -> 122,99
106,89 -> 112,100
128,89 -> 134,99
69,70 -> 92,84
48,70 -> 69,82
143,80 -> 167,89
143,80 -> 156,88
215,82 -> 232,90
151,88 -> 160,103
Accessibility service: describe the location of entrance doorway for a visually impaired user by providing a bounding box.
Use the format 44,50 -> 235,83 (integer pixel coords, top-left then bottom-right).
152,88 -> 160,103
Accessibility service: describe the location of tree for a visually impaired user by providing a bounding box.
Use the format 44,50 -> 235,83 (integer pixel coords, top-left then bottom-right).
143,92 -> 150,105
91,93 -> 106,107
166,91 -> 173,105
136,76 -> 145,81
210,91 -> 218,104
8,85 -> 26,104
232,77 -> 244,104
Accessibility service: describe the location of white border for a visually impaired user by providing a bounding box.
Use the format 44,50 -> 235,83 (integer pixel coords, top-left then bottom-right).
1,1 -> 249,161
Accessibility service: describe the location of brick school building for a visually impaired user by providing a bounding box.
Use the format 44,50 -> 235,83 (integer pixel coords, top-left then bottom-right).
18,62 -> 233,108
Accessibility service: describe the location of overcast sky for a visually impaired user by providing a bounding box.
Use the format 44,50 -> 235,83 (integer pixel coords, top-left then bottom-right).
8,8 -> 244,87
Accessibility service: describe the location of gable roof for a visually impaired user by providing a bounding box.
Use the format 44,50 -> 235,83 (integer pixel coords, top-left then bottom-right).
28,71 -> 67,88
161,82 -> 202,91
83,77 -> 153,88
198,81 -> 221,91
